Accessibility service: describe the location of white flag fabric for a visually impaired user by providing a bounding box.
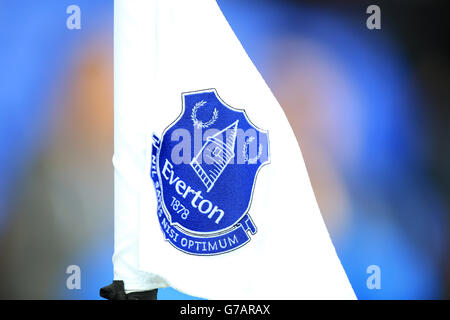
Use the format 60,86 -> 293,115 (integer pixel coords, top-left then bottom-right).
113,0 -> 356,299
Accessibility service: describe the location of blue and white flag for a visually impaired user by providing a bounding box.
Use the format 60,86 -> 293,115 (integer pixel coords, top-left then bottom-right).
113,0 -> 355,299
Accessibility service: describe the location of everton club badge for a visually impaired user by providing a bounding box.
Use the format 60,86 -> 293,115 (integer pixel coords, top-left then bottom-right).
150,89 -> 270,255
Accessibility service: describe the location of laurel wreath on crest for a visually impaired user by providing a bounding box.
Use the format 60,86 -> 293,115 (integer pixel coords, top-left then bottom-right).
191,100 -> 219,129
243,136 -> 263,164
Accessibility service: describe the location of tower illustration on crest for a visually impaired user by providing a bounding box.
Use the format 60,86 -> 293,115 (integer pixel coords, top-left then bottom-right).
190,120 -> 239,192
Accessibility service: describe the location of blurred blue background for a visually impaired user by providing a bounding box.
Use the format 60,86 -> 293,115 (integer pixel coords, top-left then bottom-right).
0,0 -> 448,299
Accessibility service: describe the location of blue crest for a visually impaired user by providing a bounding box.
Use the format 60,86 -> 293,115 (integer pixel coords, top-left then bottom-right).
150,89 -> 270,255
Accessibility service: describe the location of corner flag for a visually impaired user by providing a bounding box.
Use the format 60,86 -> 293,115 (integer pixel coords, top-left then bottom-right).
113,0 -> 355,299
